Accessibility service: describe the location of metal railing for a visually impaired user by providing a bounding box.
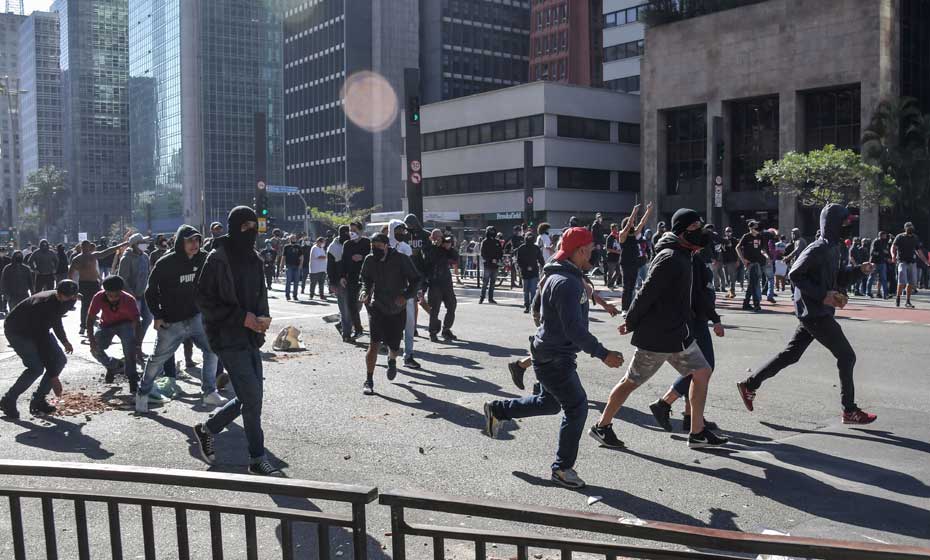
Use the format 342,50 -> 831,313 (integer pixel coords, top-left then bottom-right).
0,460 -> 377,560
380,489 -> 930,560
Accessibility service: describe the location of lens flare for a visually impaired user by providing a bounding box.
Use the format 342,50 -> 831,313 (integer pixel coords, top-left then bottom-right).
341,71 -> 398,133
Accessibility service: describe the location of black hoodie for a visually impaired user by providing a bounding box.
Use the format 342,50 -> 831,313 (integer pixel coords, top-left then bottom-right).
480,230 -> 504,269
145,225 -> 207,323
360,247 -> 421,315
625,232 -> 695,353
789,204 -> 864,320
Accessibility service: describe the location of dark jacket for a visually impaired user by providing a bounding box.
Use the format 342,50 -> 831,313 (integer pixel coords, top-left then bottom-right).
149,246 -> 169,268
789,204 -> 864,320
27,247 -> 58,275
692,256 -> 721,324
422,243 -> 458,289
146,225 -> 208,324
1,262 -> 33,303
342,236 -> 372,285
870,237 -> 891,264
625,233 -> 695,353
480,234 -> 504,269
360,248 -> 421,315
55,249 -> 69,275
532,260 -> 608,361
4,290 -> 71,340
515,241 -> 545,279
196,235 -> 269,351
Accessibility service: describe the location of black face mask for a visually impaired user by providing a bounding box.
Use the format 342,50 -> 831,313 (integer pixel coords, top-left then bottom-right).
372,247 -> 386,260
906,228 -> 915,235
230,227 -> 258,252
395,232 -> 410,243
683,229 -> 709,248
339,233 -> 350,243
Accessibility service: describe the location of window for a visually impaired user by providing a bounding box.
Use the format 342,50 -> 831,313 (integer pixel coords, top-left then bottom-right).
619,122 -> 640,144
421,115 -> 546,152
557,168 -> 610,190
603,40 -> 644,63
603,4 -> 646,28
618,171 -> 641,193
804,86 -> 861,151
665,107 -> 707,196
730,97 -> 779,192
557,116 -> 610,141
604,75 -> 640,93
423,167 -> 545,196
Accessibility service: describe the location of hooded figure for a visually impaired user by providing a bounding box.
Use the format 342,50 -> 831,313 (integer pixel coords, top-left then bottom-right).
479,226 -> 504,304
739,203 -> 875,425
403,213 -> 431,272
2,251 -> 33,309
388,219 -> 413,256
28,239 -> 58,282
116,232 -> 153,345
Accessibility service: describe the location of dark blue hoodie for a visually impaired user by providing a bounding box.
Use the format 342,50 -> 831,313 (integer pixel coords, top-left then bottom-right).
789,204 -> 864,320
533,260 -> 608,361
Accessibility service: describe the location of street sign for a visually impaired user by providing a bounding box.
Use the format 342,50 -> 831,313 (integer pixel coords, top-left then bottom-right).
410,160 -> 421,173
410,172 -> 422,185
258,217 -> 268,233
714,184 -> 723,208
715,176 -> 723,186
266,185 -> 300,194
526,196 -> 534,205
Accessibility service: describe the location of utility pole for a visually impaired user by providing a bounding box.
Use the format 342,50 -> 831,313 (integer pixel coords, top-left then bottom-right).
404,68 -> 423,222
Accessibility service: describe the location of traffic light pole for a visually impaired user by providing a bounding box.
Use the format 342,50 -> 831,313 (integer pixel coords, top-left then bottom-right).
404,68 -> 423,222
523,140 -> 534,230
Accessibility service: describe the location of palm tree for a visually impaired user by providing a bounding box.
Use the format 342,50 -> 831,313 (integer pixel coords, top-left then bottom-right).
19,165 -> 67,239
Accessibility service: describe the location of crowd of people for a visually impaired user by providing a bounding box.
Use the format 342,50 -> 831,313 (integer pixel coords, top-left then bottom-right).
0,202 -> 923,486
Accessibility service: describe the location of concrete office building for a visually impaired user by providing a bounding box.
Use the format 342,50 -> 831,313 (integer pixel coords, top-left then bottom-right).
602,0 -> 644,93
284,0 -> 418,218
404,81 -> 641,230
53,0 -> 130,239
641,0 -> 918,237
0,12 -> 25,230
129,0 -> 285,233
18,11 -> 62,194
529,0 -> 602,86
419,0 -> 531,104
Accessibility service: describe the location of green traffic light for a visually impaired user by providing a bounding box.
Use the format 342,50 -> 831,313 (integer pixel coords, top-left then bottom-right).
261,209 -> 269,216
413,113 -> 419,122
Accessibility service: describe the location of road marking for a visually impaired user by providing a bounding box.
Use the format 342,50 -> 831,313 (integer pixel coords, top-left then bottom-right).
882,320 -> 912,325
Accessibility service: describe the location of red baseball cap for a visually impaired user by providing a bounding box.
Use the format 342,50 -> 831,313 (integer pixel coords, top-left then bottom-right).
553,227 -> 594,261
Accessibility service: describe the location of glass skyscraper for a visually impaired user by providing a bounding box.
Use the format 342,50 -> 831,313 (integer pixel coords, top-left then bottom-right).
129,0 -> 284,233
0,13 -> 25,231
53,0 -> 130,240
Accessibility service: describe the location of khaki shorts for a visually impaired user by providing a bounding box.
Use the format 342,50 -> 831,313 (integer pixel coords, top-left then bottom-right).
621,341 -> 710,386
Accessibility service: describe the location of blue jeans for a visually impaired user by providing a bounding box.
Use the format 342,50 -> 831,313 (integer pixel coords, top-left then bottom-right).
136,298 -> 153,346
671,319 -> 715,399
481,267 -> 497,300
335,286 -> 353,336
868,263 -> 888,298
765,262 -> 775,299
285,266 -> 301,299
404,297 -> 416,360
3,332 -> 66,402
205,347 -> 266,462
743,262 -> 762,307
91,322 -> 138,386
490,352 -> 587,472
138,314 -> 218,396
523,276 -> 539,310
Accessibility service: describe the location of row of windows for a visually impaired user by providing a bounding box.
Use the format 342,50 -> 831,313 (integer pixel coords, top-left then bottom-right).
535,3 -> 568,30
424,167 -> 544,196
604,39 -> 643,63
603,3 -> 646,28
533,31 -> 567,56
555,116 -> 640,144
441,22 -> 530,57
422,114 -> 544,152
442,51 -> 529,81
444,0 -> 531,30
532,59 -> 566,81
604,75 -> 640,93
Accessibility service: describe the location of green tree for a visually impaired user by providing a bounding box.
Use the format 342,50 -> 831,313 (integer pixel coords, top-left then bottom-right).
756,144 -> 895,208
309,185 -> 380,229
18,165 -> 67,239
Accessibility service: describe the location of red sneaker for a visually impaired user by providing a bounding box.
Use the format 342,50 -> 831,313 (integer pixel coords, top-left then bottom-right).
736,382 -> 755,412
842,409 -> 877,425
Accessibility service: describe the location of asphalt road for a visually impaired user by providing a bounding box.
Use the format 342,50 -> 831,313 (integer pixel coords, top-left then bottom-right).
0,279 -> 927,558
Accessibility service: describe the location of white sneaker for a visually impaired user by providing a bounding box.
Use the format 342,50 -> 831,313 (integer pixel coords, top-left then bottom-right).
135,393 -> 148,413
202,391 -> 227,407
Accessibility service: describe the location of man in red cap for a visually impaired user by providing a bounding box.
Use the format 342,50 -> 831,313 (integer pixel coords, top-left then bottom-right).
483,227 -> 624,489
591,209 -> 728,449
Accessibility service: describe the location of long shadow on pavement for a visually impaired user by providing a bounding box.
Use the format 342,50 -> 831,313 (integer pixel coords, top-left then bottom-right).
761,421 -> 930,455
413,350 -> 483,370
11,416 -> 113,460
376,384 -> 500,436
401,367 -> 519,399
617,445 -> 930,540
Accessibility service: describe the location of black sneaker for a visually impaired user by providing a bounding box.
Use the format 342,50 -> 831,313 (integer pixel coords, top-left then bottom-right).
363,380 -> 374,395
649,400 -> 673,432
588,423 -> 625,449
483,402 -> 501,438
508,361 -> 526,390
906,301 -> 916,309
753,305 -> 762,312
688,429 -> 729,449
193,423 -> 216,464
386,359 -> 398,381
681,414 -> 719,432
741,303 -> 753,311
488,299 -> 498,305
441,329 -> 457,341
478,296 -> 484,304
29,398 -> 56,416
0,396 -> 19,419
429,333 -> 440,343
404,357 -> 421,369
248,460 -> 281,476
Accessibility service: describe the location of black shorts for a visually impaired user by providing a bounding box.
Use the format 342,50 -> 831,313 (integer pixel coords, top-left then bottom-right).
369,306 -> 404,351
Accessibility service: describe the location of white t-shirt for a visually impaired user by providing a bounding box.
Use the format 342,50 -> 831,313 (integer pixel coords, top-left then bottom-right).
537,233 -> 553,261
309,245 -> 327,274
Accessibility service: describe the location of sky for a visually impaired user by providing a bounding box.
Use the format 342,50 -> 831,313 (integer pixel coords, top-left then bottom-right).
21,0 -> 52,14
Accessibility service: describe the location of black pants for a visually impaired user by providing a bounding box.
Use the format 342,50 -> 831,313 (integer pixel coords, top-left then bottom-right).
745,315 -> 857,412
79,281 -> 100,329
347,282 -> 363,334
35,273 -> 55,292
428,281 -> 457,334
621,264 -> 639,311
